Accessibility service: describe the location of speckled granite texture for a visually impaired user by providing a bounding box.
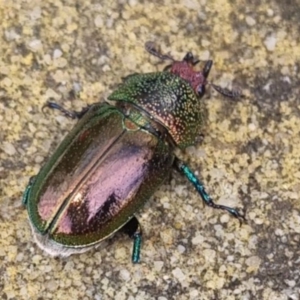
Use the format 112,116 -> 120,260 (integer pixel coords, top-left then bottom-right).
1,1 -> 299,299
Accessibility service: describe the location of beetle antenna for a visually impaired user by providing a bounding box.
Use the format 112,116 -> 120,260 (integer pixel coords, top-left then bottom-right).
211,83 -> 243,98
145,41 -> 175,62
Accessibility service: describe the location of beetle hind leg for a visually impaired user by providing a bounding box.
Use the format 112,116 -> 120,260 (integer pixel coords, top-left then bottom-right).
121,216 -> 142,263
174,157 -> 246,224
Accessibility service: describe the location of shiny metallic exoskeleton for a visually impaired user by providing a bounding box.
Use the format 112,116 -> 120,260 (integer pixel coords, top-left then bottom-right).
23,42 -> 244,263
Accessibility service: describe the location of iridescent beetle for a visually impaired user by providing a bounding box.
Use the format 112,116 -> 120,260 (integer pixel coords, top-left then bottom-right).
23,42 -> 245,263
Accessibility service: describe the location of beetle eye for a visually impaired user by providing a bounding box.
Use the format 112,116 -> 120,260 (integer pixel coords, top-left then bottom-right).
197,85 -> 206,97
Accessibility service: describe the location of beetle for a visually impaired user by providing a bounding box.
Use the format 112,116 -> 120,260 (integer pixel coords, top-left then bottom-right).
23,42 -> 245,263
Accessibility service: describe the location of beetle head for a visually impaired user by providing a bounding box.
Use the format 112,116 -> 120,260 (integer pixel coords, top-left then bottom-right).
145,41 -> 242,99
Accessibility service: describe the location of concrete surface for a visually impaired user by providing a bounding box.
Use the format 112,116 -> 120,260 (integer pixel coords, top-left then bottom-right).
0,0 -> 299,299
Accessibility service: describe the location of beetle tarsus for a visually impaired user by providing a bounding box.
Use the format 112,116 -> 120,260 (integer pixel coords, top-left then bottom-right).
43,100 -> 90,119
174,157 -> 245,223
121,216 -> 142,263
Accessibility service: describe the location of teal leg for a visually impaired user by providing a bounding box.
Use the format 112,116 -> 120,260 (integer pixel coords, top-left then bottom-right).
174,157 -> 245,223
121,217 -> 142,263
22,176 -> 35,206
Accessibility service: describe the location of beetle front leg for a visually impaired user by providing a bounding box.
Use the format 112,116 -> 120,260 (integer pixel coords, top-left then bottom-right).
43,100 -> 91,119
173,157 -> 246,224
121,216 -> 142,263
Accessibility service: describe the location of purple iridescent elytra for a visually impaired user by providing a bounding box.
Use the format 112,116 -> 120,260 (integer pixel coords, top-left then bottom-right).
26,104 -> 173,255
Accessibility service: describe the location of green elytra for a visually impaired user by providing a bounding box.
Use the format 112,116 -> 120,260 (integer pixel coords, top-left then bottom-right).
23,42 -> 245,263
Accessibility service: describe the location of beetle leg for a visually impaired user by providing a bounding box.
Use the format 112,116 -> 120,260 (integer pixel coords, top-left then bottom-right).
121,216 -> 143,263
22,176 -> 36,206
42,100 -> 91,119
173,157 -> 246,224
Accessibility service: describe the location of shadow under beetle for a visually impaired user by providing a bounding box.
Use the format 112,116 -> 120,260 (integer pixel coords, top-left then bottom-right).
23,42 -> 245,263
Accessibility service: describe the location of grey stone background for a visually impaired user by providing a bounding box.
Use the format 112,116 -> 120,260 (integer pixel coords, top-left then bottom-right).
0,1 -> 299,299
